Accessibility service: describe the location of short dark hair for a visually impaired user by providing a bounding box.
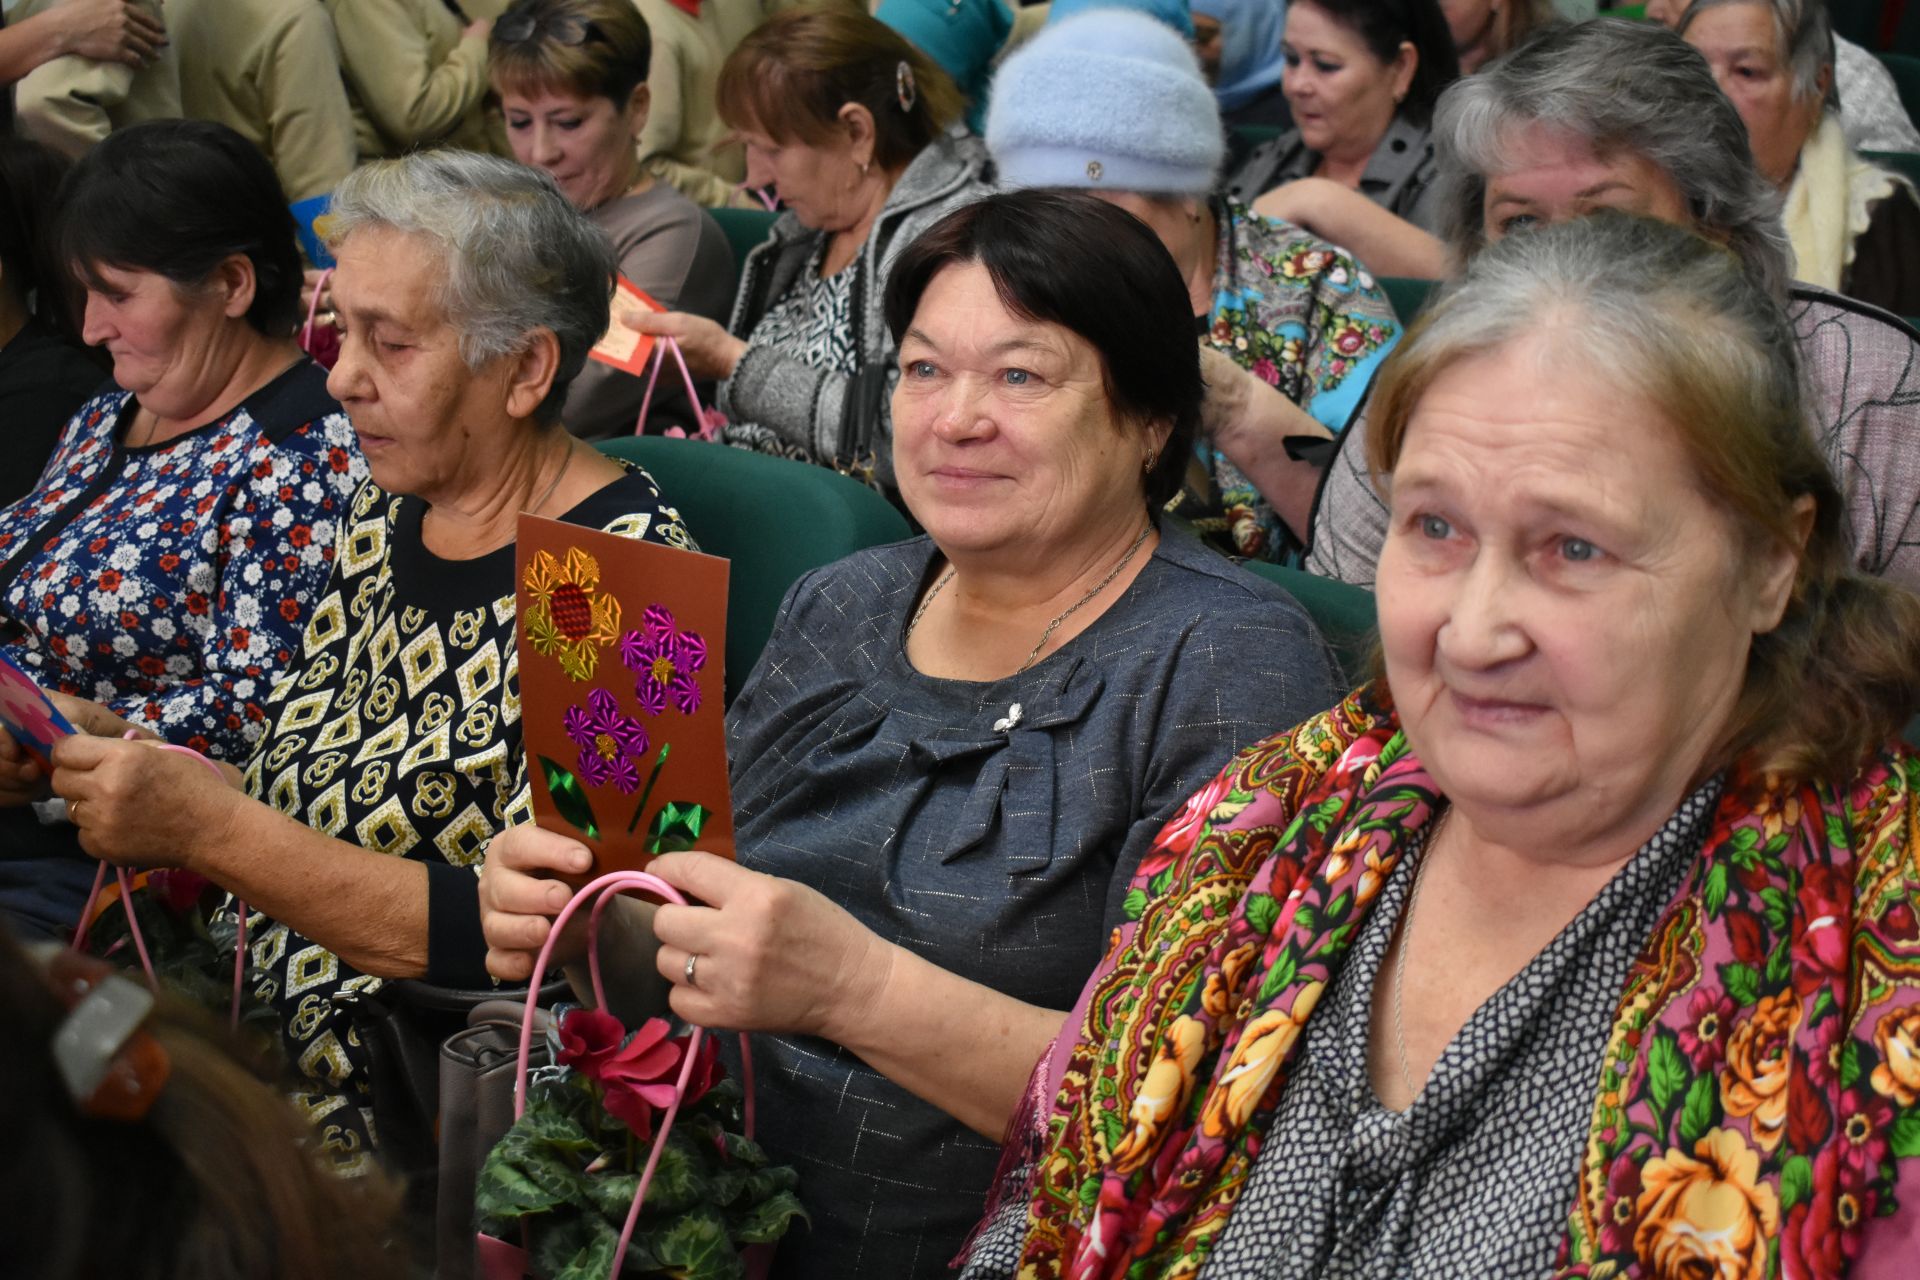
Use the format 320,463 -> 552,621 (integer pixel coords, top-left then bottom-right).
56,119 -> 304,338
1298,0 -> 1461,126
0,135 -> 80,341
883,189 -> 1201,509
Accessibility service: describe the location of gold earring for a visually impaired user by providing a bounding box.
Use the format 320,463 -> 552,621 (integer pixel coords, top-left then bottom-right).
1143,448 -> 1157,473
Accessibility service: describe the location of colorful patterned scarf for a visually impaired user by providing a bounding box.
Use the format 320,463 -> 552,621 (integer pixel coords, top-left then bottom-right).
1002,684 -> 1920,1278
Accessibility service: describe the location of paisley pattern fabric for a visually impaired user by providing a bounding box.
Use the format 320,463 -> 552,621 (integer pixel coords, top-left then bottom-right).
0,362 -> 362,760
1181,200 -> 1399,563
985,684 -> 1920,1279
232,468 -> 692,1170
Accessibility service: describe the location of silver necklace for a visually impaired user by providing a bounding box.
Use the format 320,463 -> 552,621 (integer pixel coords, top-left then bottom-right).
905,523 -> 1153,675
1390,807 -> 1447,1105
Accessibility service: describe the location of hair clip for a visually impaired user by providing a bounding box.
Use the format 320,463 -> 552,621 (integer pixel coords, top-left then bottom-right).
897,60 -> 918,113
45,948 -> 171,1122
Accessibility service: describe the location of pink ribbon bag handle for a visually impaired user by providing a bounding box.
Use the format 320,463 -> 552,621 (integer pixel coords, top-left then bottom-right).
479,869 -> 755,1280
633,336 -> 718,441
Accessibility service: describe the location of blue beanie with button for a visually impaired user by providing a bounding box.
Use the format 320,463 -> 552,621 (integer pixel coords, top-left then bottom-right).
987,10 -> 1224,196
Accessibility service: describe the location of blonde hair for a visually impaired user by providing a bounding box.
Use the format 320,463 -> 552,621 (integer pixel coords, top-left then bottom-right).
1367,213 -> 1920,783
716,6 -> 961,172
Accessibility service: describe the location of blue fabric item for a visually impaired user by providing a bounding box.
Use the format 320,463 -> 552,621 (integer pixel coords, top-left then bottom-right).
877,0 -> 1014,134
987,10 -> 1224,195
1193,0 -> 1287,113
1046,0 -> 1195,38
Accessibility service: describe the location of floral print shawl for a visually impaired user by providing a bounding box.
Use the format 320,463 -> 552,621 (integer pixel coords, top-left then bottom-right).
998,684 -> 1920,1279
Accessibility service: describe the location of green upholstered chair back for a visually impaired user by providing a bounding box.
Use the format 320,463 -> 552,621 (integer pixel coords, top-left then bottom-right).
1379,275 -> 1437,325
1240,561 -> 1379,688
1863,148 -> 1920,190
597,437 -> 912,701
1877,53 -> 1920,122
706,206 -> 780,273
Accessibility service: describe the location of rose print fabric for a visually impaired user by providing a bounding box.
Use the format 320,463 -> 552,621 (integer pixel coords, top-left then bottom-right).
231,468 -> 692,1170
1179,200 -> 1399,562
0,362 -> 362,760
977,683 -> 1920,1279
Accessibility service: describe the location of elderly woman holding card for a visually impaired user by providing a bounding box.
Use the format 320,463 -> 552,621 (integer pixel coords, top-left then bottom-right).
479,189 -> 1341,1279
0,120 -> 362,941
44,149 -> 696,1170
955,214 -> 1920,1279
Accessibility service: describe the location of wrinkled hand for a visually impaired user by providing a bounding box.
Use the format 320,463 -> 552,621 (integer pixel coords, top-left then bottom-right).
52,0 -> 166,67
1250,177 -> 1335,231
0,731 -> 43,808
479,823 -> 596,982
46,691 -> 148,740
645,852 -> 891,1040
50,734 -> 234,869
620,310 -> 748,382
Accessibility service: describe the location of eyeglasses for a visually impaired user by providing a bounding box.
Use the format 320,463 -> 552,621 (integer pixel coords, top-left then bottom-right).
493,12 -> 604,47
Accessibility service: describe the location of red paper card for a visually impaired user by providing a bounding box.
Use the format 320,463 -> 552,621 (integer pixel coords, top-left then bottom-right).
588,277 -> 667,376
516,514 -> 733,874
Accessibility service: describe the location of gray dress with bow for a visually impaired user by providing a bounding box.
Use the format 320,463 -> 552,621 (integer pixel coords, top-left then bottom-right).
723,528 -> 1339,1280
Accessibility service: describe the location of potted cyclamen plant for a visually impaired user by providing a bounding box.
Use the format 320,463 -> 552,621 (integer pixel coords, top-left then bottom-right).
475,1003 -> 805,1280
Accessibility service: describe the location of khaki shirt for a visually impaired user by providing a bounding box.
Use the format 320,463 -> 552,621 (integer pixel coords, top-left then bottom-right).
10,0 -> 179,157
325,0 -> 501,157
171,0 -> 357,202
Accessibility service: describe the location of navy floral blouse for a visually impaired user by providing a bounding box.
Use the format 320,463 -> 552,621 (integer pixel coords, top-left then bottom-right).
0,361 -> 364,761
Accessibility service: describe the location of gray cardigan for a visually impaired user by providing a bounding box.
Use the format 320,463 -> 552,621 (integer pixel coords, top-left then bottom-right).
717,126 -> 991,493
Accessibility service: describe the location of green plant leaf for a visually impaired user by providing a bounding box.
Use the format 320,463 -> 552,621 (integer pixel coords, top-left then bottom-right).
541,755 -> 600,841
1648,1030 -> 1688,1116
1679,1072 -> 1718,1147
632,1207 -> 741,1280
475,1152 -> 570,1219
647,800 -> 714,854
1244,892 -> 1280,937
729,1189 -> 810,1245
1780,1154 -> 1813,1210
549,1215 -> 622,1280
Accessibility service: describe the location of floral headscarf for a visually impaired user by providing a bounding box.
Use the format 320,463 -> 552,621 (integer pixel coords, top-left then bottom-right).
996,684 -> 1920,1278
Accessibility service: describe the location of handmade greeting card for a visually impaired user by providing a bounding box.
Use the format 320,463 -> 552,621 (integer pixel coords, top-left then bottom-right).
516,515 -> 733,874
587,277 -> 666,377
0,652 -> 76,771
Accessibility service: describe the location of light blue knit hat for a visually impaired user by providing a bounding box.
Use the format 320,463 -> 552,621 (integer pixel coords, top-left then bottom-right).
986,10 -> 1225,197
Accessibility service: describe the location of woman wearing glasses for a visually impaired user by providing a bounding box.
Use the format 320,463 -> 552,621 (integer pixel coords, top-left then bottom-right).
490,0 -> 737,438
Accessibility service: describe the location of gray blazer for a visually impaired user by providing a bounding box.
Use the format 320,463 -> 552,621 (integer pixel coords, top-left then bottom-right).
717,126 -> 992,494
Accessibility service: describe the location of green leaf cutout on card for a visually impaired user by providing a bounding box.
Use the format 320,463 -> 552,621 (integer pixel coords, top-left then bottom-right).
540,755 -> 601,842
647,801 -> 713,854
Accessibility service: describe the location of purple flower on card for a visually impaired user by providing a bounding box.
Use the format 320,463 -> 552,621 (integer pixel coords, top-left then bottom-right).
618,604 -> 706,718
563,688 -> 650,793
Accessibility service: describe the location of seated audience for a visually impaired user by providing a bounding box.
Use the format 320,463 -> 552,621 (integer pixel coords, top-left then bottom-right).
623,7 -> 989,499
327,0 -> 502,158
1227,0 -> 1460,267
1648,0 -> 1920,151
1195,0 -> 1291,131
631,0 -> 783,208
169,0 -> 358,204
1679,0 -> 1920,314
0,120 -> 362,940
960,211 -> 1920,1280
0,136 -> 103,508
0,931 -> 404,1280
1308,20 -> 1920,594
40,150 -> 696,1171
987,10 -> 1400,559
478,190 -> 1339,1279
489,0 -> 737,438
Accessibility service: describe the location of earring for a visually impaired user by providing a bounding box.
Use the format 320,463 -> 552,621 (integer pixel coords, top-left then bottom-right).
1143,448 -> 1158,474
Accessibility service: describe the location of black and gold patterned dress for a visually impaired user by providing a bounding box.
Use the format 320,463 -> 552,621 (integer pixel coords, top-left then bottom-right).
232,465 -> 693,1168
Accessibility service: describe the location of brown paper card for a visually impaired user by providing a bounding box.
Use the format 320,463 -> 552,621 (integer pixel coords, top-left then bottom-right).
516,514 -> 733,874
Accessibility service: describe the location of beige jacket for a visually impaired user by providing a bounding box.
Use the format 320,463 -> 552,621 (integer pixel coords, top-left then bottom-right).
325,0 -> 501,156
170,0 -> 356,201
10,0 -> 179,157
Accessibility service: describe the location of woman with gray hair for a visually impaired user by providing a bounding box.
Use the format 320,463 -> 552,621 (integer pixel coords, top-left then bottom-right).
42,148 -> 697,1168
1678,0 -> 1920,314
1307,18 -> 1920,595
961,208 -> 1920,1280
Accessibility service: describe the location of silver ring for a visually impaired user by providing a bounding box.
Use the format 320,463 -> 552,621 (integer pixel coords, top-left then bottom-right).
683,953 -> 699,986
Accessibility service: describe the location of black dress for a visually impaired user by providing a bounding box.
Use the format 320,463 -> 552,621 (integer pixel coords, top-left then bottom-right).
0,318 -> 107,506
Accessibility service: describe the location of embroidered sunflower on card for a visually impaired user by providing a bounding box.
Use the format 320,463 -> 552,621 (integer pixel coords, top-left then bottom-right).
523,547 -> 622,681
619,604 -> 707,717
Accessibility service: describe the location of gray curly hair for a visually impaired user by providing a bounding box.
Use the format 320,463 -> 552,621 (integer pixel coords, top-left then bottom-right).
1432,19 -> 1793,300
1678,0 -> 1837,109
323,149 -> 617,421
